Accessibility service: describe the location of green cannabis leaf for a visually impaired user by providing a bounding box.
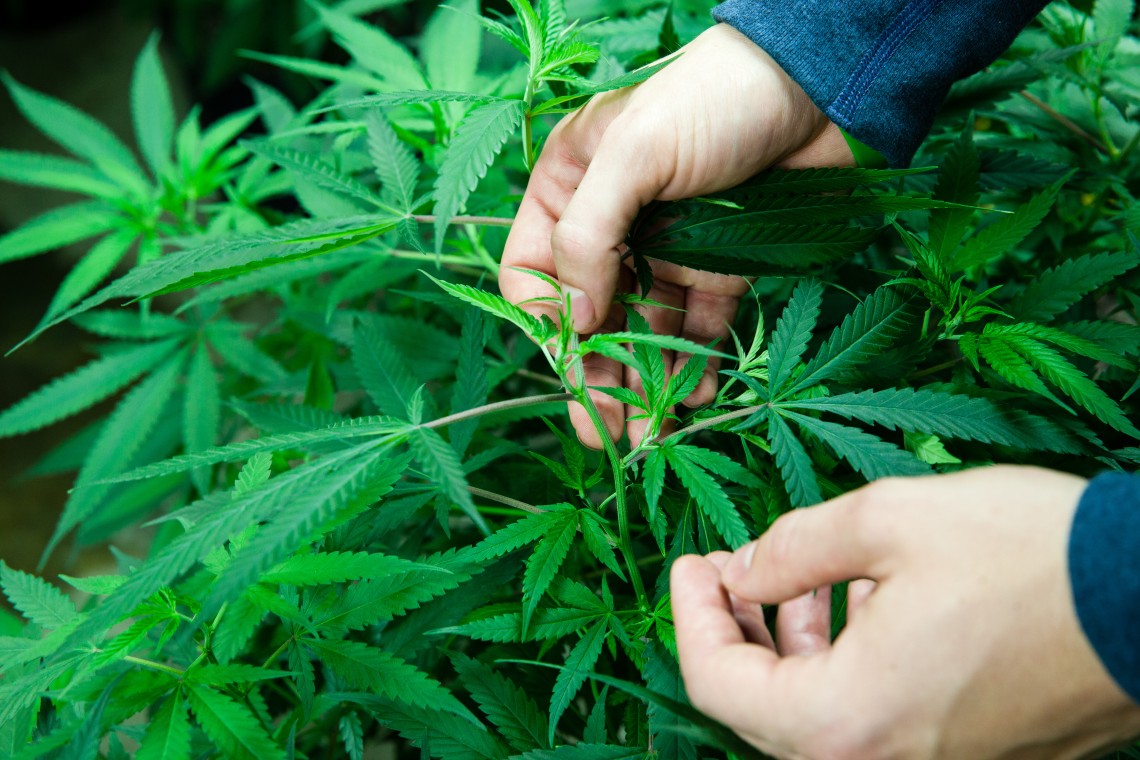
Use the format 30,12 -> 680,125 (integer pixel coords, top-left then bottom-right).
0,1 -> 1136,757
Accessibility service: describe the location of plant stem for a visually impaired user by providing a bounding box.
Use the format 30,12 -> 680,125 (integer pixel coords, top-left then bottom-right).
909,356 -> 963,380
1090,88 -> 1120,160
574,389 -> 648,609
261,636 -> 295,671
1117,129 -> 1140,164
513,368 -> 563,387
476,505 -> 544,517
412,214 -> 514,228
468,486 -> 546,515
124,655 -> 185,677
627,406 -> 765,466
523,111 -> 535,171
424,392 -> 572,431
387,249 -> 489,267
523,75 -> 537,171
465,224 -> 502,275
1019,90 -> 1110,154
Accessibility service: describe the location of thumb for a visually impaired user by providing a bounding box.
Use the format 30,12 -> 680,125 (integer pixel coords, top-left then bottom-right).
722,483 -> 903,604
551,119 -> 671,333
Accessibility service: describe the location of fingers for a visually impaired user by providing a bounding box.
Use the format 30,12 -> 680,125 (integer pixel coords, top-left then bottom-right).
550,114 -> 671,333
500,148 -> 582,324
707,552 -> 835,656
671,555 -> 822,740
500,92 -> 630,324
646,261 -> 748,407
722,483 -> 902,604
846,579 -> 877,624
679,285 -> 744,406
775,587 -> 833,657
705,551 -> 775,649
625,280 -> 685,447
568,300 -> 627,449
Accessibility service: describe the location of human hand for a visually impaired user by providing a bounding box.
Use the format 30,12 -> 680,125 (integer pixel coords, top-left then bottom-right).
671,466 -> 1140,759
500,23 -> 852,449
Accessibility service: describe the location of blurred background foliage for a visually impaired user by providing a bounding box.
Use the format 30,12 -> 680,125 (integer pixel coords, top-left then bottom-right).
0,0 -> 717,574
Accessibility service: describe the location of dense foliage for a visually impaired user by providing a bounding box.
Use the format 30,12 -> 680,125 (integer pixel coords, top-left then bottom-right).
1,0 -> 1138,757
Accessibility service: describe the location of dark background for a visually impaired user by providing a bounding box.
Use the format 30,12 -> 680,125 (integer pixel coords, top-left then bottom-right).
0,0 -> 518,577
0,0 -> 436,574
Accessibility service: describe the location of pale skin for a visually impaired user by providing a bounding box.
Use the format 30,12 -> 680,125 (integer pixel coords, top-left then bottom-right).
671,468 -> 1140,759
499,23 -> 851,449
499,18 -> 1140,758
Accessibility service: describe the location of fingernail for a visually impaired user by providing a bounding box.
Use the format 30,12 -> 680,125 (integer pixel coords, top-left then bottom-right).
723,541 -> 758,587
682,372 -> 716,408
563,286 -> 594,333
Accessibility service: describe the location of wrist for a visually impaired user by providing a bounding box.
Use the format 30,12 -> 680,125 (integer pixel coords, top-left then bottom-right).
837,127 -> 888,169
776,120 -> 856,170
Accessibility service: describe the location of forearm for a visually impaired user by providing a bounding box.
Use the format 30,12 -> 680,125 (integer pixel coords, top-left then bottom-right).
1069,471 -> 1140,705
713,0 -> 1049,166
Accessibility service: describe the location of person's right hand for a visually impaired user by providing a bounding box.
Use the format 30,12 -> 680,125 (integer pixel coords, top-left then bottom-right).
500,23 -> 853,449
671,466 -> 1140,759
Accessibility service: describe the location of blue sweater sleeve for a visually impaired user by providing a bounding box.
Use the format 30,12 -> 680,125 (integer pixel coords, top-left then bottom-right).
712,0 -> 1048,167
1069,471 -> 1140,704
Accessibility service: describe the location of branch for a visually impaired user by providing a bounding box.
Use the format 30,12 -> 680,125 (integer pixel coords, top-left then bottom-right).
424,393 -> 572,431
469,487 -> 545,514
627,405 -> 764,465
1018,90 -> 1109,154
123,655 -> 185,676
513,368 -> 563,387
412,214 -> 514,228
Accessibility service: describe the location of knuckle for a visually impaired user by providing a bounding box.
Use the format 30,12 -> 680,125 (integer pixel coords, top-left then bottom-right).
683,675 -> 721,718
551,219 -> 604,264
847,478 -> 903,530
859,477 -> 905,506
812,722 -> 891,760
684,680 -> 709,712
610,107 -> 664,143
762,512 -> 802,573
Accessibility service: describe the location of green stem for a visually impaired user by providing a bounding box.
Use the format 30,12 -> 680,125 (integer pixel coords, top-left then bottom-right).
261,636 -> 294,671
412,214 -> 514,228
424,393 -> 573,431
124,655 -> 185,677
523,75 -> 537,171
1019,90 -> 1110,154
626,405 -> 765,466
513,368 -> 563,387
387,249 -> 489,268
523,111 -> 535,172
1117,128 -> 1140,165
1091,88 -> 1120,160
464,224 -> 502,275
468,486 -> 546,515
909,357 -> 963,380
574,389 -> 648,609
475,505 -> 544,517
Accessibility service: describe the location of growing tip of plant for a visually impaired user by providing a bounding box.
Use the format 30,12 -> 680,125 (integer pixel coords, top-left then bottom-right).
562,286 -> 594,332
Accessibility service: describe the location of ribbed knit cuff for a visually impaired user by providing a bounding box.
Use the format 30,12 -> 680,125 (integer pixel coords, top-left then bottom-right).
1069,471 -> 1140,705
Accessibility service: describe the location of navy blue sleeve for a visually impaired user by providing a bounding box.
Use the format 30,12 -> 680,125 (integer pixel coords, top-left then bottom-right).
1069,471 -> 1140,705
712,0 -> 1048,167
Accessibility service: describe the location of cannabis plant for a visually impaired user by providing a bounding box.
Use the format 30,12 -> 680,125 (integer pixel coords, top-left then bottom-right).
0,0 -> 1137,757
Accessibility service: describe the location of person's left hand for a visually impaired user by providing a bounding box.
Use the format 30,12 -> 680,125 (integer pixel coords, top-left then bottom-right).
671,466 -> 1140,760
498,24 -> 852,449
